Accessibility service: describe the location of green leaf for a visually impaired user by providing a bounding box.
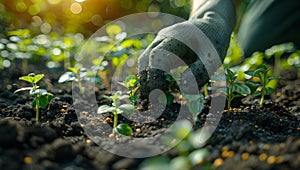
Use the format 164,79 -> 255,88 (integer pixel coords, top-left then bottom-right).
244,70 -> 255,76
118,104 -> 135,114
245,81 -> 260,88
32,98 -> 37,108
268,76 -> 281,80
106,24 -> 122,38
183,93 -> 202,101
58,72 -> 76,83
139,157 -> 171,170
189,149 -> 209,166
39,93 -> 53,109
115,123 -> 133,136
253,91 -> 261,96
129,95 -> 138,104
124,75 -> 138,88
111,91 -> 121,101
187,96 -> 204,121
68,66 -> 82,74
170,156 -> 190,170
102,95 -> 113,101
253,68 -> 266,77
232,83 -> 251,95
226,69 -> 235,79
32,74 -> 44,83
30,89 -> 47,96
14,87 -> 33,93
264,87 -> 275,95
19,73 -> 44,83
97,105 -> 115,114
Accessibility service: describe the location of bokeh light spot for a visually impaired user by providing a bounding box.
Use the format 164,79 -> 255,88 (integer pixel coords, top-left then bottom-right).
175,0 -> 186,7
16,2 -> 27,12
40,23 -> 52,34
47,0 -> 61,5
70,3 -> 82,14
31,16 -> 43,27
3,60 -> 11,68
91,14 -> 103,26
28,4 -> 41,16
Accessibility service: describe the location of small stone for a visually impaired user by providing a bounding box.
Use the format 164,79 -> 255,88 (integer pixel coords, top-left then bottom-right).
259,153 -> 267,161
263,144 -> 270,151
267,156 -> 276,164
104,117 -> 112,123
24,156 -> 33,164
241,153 -> 250,160
62,105 -> 68,109
213,158 -> 223,167
275,156 -> 284,164
222,150 -> 234,158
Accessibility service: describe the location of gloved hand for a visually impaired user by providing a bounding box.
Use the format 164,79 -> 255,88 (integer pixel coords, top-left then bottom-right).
138,0 -> 236,98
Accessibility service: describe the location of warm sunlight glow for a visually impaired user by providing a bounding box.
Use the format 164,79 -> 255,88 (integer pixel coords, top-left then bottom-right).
75,0 -> 86,2
47,0 -> 61,5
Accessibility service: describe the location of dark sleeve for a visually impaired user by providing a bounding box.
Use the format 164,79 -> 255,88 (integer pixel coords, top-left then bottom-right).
238,0 -> 300,57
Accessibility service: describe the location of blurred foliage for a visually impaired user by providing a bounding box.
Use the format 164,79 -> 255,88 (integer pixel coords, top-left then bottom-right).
139,120 -> 213,170
0,0 -> 190,36
224,35 -> 300,81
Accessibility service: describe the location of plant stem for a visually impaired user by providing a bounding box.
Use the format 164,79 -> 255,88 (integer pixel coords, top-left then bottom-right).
112,111 -> 118,135
260,93 -> 264,107
36,97 -> 39,122
204,84 -> 209,97
77,73 -> 84,94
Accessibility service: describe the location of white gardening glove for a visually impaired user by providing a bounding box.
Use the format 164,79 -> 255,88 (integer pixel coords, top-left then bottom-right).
138,0 -> 236,98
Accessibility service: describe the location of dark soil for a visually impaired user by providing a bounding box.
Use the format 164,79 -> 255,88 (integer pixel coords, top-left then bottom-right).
0,62 -> 300,170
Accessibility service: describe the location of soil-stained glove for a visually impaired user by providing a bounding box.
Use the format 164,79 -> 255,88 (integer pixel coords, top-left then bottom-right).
138,0 -> 236,98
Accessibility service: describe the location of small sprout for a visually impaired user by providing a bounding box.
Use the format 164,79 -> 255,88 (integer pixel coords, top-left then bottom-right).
222,69 -> 251,112
15,73 -> 53,122
97,91 -> 135,137
245,64 -> 280,107
120,75 -> 139,105
183,93 -> 204,122
58,65 -> 101,94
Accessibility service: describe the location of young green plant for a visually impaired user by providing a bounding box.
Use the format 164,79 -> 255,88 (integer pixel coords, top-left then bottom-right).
15,73 -> 53,122
58,65 -> 85,93
58,65 -> 101,94
245,64 -> 280,107
224,69 -> 251,112
121,75 -> 139,105
97,91 -> 135,137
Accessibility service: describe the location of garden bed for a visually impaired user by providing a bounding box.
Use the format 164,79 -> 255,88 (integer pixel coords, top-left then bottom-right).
0,62 -> 300,170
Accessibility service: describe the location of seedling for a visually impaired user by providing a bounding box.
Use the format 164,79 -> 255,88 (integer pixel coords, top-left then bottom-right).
97,91 -> 135,137
223,69 -> 251,112
245,64 -> 280,107
121,75 -> 139,105
183,94 -> 204,122
58,65 -> 101,94
15,73 -> 53,122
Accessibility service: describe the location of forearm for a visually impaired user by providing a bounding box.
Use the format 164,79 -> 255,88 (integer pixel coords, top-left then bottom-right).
191,0 -> 239,16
